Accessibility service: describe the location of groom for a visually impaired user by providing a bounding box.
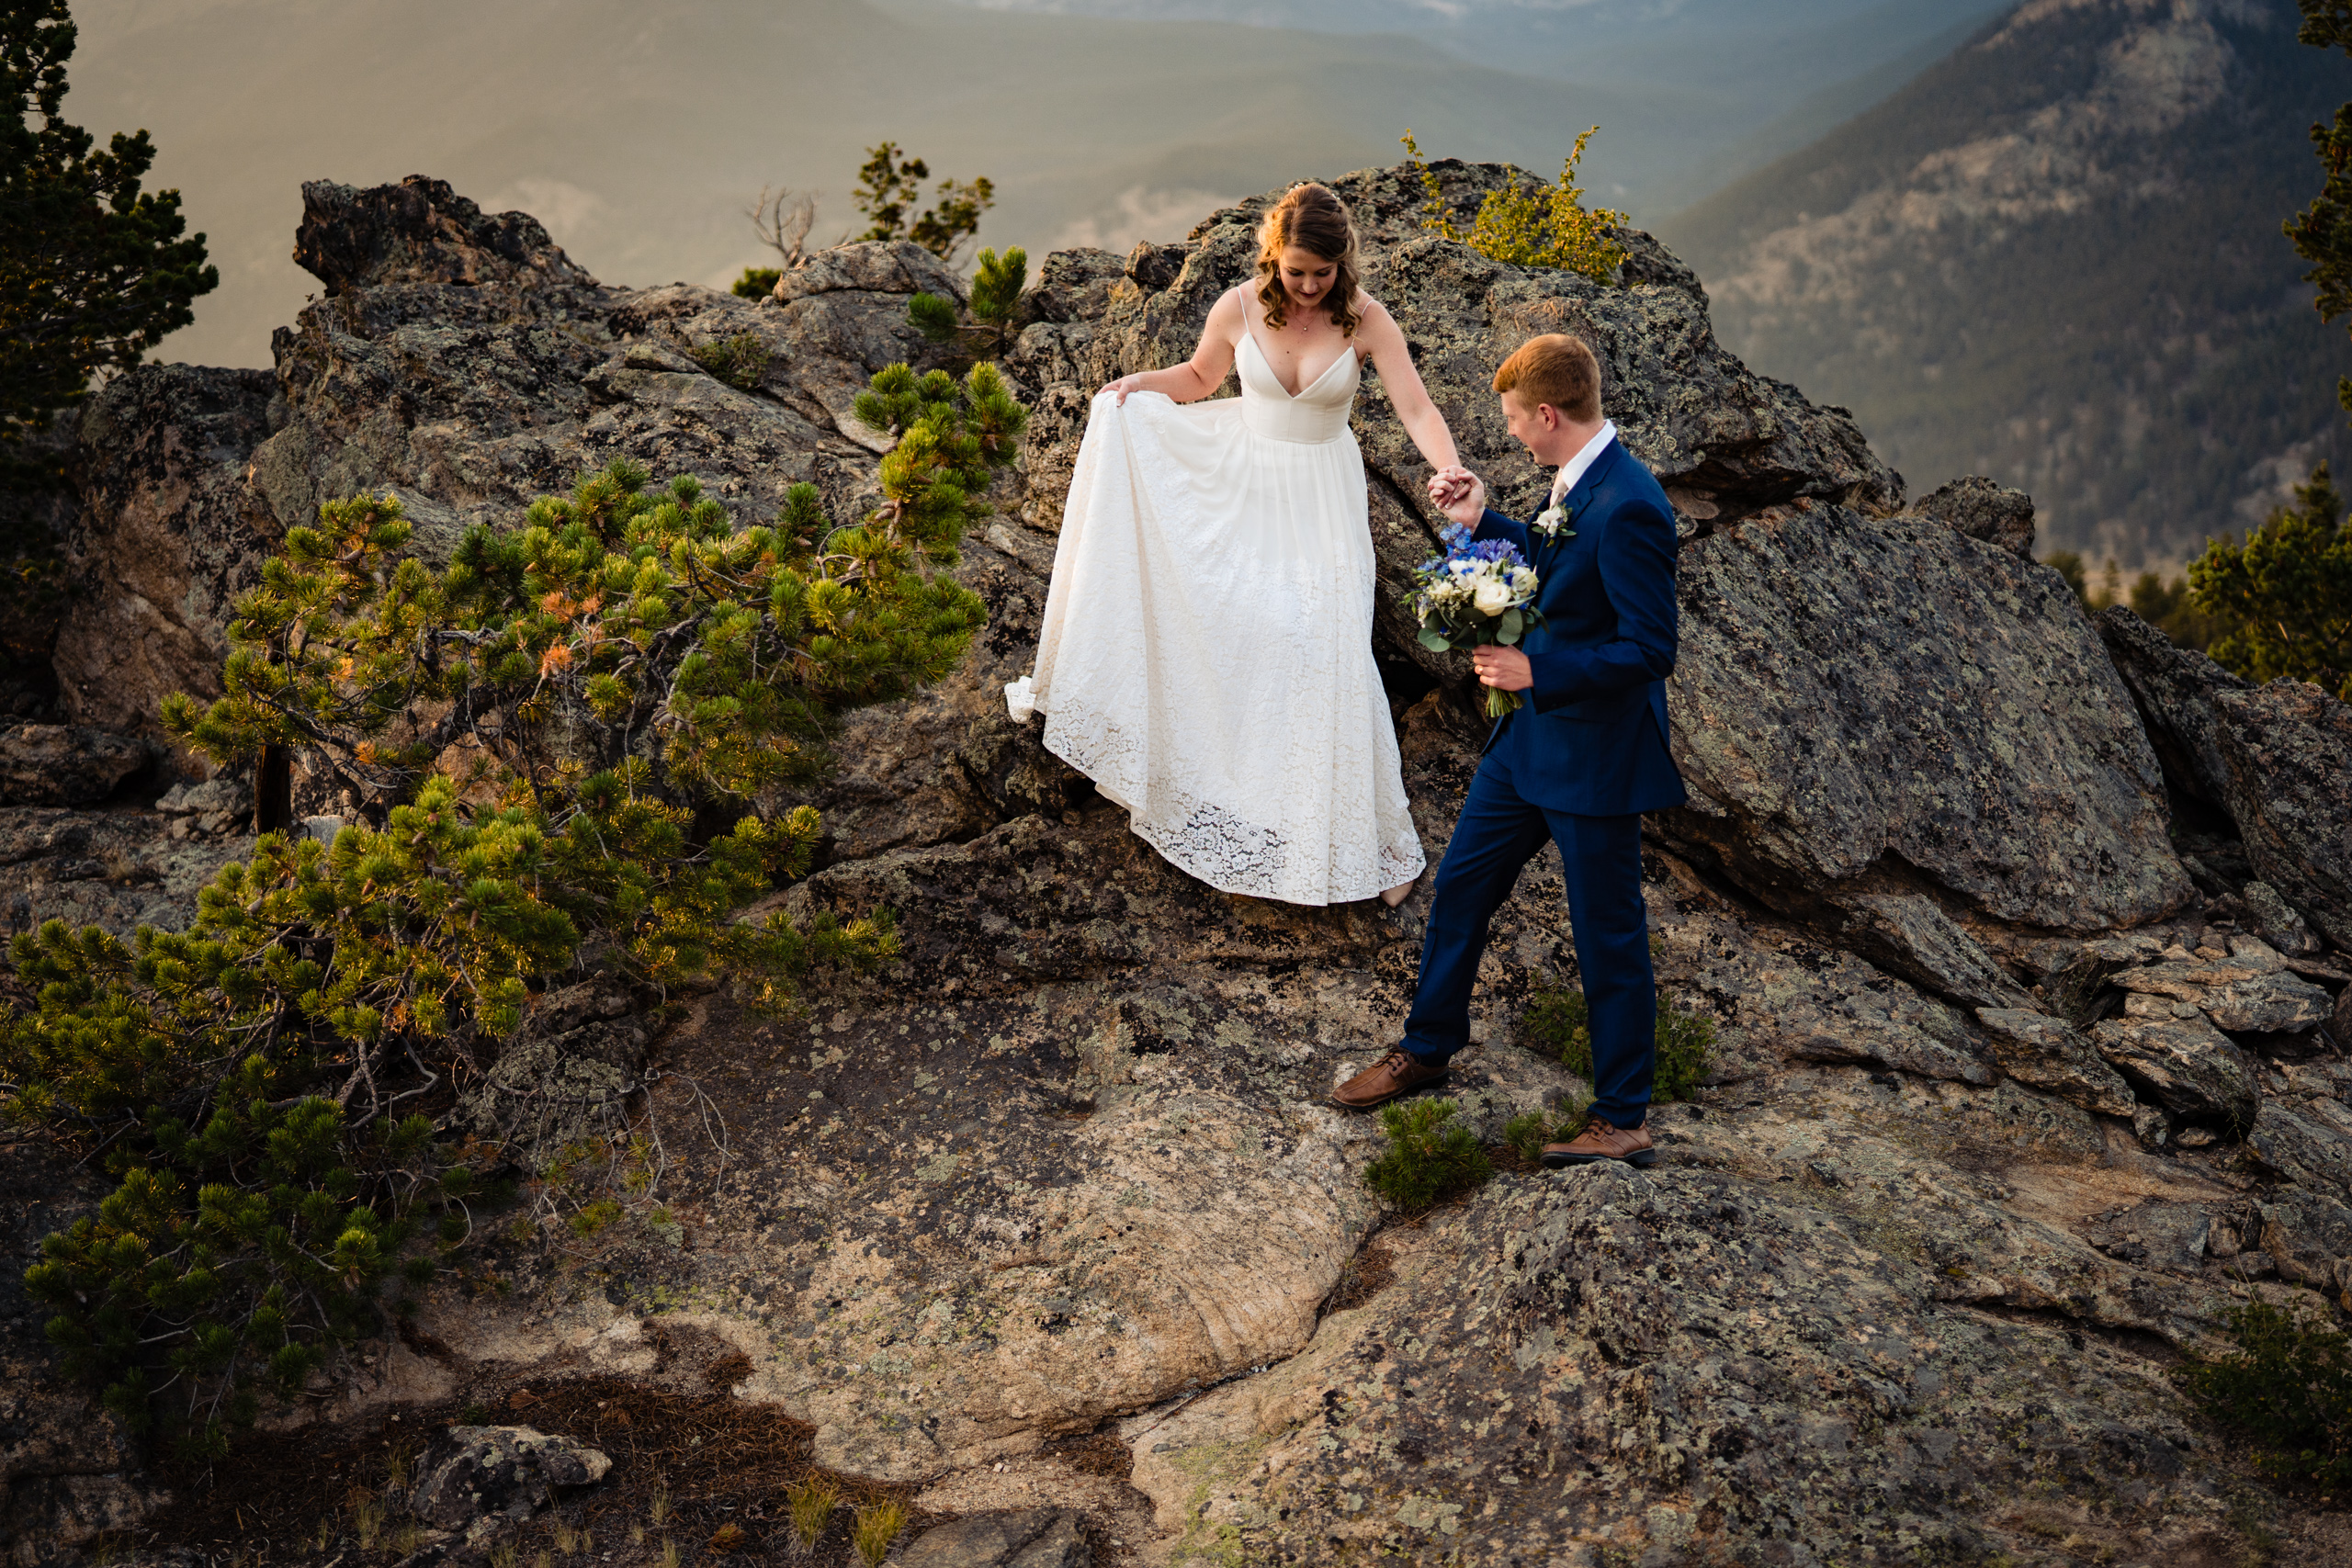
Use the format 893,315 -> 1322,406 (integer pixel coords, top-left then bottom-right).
1332,333 -> 1685,1168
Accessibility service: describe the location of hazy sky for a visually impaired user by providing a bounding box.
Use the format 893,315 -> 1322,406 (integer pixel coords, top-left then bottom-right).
59,0 -> 2000,367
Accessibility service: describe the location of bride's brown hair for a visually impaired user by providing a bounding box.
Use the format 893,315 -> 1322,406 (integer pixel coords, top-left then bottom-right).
1254,183 -> 1363,336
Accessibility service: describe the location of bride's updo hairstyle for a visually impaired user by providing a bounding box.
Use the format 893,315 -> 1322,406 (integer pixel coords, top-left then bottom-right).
1255,183 -> 1363,336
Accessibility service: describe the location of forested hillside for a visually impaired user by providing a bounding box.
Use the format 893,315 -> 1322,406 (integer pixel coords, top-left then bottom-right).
1663,0 -> 2348,569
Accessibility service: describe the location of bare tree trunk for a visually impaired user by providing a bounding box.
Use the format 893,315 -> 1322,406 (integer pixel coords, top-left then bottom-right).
255,744 -> 293,834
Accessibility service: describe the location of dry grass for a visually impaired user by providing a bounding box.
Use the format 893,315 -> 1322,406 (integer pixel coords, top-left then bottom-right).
787,1475 -> 843,1549
852,1499 -> 906,1566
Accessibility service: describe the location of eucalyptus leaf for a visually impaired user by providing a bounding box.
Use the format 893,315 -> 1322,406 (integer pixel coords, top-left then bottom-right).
1417,627 -> 1453,652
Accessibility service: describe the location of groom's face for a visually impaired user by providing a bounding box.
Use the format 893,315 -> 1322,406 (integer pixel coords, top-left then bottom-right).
1499,389 -> 1561,461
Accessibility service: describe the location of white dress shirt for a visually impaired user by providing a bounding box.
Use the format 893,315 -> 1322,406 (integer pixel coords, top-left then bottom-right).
1547,420 -> 1618,508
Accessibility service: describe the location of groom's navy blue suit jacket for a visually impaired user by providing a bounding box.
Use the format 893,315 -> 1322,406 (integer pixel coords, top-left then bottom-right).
1472,437 -> 1687,817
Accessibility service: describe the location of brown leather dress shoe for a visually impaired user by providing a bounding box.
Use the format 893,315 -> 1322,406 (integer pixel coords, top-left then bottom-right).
1329,1048 -> 1449,1111
1541,1114 -> 1657,1169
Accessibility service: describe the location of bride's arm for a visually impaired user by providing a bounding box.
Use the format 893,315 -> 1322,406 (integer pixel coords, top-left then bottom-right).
1102,290 -> 1244,404
1355,298 -> 1460,473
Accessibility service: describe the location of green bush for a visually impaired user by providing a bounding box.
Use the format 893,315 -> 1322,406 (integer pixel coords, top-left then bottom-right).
909,246 -> 1028,355
1399,129 -> 1628,283
731,266 -> 781,299
5,357 -> 1028,1452
1521,979 -> 1713,1102
1363,1098 -> 1493,1210
1500,1089 -> 1597,1163
2177,1299 -> 2352,1490
688,331 -> 772,390
2189,462 -> 2352,699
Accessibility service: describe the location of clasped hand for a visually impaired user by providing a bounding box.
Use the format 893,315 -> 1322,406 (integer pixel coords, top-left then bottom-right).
1427,464 -> 1486,525
1425,466 -> 1532,693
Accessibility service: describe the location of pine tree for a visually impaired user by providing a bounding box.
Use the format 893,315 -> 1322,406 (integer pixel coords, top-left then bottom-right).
5,358 -> 1027,1450
2290,2 -> 2352,418
2,0 -> 217,466
2189,462 -> 2352,698
853,141 -> 993,263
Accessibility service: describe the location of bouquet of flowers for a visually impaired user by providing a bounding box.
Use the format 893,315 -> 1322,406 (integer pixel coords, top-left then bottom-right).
1410,524 -> 1544,717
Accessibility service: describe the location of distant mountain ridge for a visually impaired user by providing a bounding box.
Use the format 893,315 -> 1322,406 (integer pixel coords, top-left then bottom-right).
1662,0 -> 2349,570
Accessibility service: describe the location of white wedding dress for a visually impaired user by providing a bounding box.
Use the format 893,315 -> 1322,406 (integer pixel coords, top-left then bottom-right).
1010,306 -> 1425,906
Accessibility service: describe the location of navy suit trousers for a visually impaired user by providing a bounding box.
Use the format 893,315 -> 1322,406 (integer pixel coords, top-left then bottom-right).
1401,748 -> 1655,1128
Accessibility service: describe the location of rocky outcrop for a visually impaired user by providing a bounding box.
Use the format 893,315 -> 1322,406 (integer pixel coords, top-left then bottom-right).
0,807 -> 254,937
1973,1008 -> 2135,1116
54,365 -> 278,738
2090,1010 -> 2260,1127
2096,604 -> 2248,813
1662,508 -> 2188,930
295,175 -> 597,295
1918,473 -> 2036,558
1126,1160 -> 2242,1566
40,179 -> 982,779
0,725 -> 146,807
2215,677 -> 2352,951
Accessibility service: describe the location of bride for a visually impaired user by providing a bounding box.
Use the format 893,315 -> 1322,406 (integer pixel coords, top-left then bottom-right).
1010,183 -> 1465,907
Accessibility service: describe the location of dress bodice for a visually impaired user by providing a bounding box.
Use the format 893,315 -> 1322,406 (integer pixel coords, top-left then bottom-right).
1237,326 -> 1360,445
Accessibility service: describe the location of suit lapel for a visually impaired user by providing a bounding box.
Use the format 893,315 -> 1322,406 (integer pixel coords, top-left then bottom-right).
1532,438 -> 1620,568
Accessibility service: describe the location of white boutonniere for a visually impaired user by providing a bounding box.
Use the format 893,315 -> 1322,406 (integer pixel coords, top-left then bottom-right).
1534,504 -> 1574,540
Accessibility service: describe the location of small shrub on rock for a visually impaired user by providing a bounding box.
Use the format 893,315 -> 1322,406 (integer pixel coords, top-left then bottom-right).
1521,979 -> 1714,1102
688,331 -> 772,389
730,266 -> 781,299
910,246 -> 1029,355
3,358 -> 1028,1451
1501,1090 -> 1596,1163
2177,1299 -> 2352,1490
1501,1108 -> 1553,1163
1400,129 -> 1628,282
1363,1097 -> 1493,1210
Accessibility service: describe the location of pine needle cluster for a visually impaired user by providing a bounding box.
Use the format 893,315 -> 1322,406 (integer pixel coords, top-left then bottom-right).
4,358 -> 1026,1453
1363,1098 -> 1493,1211
910,246 -> 1029,355
1521,976 -> 1714,1102
1400,130 -> 1630,283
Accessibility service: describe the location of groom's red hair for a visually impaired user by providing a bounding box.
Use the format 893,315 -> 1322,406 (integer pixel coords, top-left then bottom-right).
1495,333 -> 1601,423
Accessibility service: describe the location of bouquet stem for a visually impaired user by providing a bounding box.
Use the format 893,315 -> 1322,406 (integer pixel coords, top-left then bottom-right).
1484,685 -> 1522,719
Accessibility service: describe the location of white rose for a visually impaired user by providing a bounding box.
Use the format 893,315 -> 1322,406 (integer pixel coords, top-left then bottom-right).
1473,578 -> 1514,615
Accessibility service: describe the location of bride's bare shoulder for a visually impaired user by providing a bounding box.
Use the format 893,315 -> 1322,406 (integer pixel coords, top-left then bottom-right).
1352,291 -> 1401,344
